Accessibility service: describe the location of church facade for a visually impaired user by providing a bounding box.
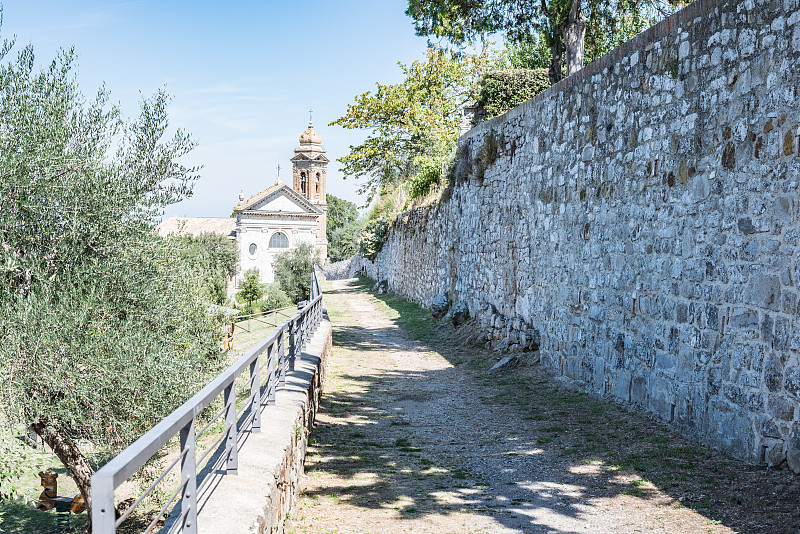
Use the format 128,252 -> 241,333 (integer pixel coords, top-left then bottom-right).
157,121 -> 329,287
233,121 -> 329,284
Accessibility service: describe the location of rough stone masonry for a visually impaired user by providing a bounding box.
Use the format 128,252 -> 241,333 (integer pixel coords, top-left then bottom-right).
368,0 -> 800,472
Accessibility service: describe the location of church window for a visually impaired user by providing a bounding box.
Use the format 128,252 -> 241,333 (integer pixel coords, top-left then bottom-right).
269,232 -> 289,249
248,243 -> 257,256
316,173 -> 320,193
300,172 -> 306,194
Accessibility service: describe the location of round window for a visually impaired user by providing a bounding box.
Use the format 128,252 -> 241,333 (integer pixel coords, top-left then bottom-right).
248,243 -> 257,256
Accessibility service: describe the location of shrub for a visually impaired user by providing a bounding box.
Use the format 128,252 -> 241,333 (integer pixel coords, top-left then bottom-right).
475,69 -> 550,118
262,283 -> 291,310
0,427 -> 40,502
408,157 -> 443,200
274,243 -> 318,303
360,217 -> 390,261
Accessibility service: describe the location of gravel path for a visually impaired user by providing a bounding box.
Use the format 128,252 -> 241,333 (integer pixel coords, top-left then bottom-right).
287,279 -> 799,534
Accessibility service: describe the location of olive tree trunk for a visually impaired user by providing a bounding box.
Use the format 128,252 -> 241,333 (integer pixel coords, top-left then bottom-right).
31,418 -> 94,533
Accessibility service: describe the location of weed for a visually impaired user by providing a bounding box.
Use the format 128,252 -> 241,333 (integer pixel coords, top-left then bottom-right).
668,58 -> 679,78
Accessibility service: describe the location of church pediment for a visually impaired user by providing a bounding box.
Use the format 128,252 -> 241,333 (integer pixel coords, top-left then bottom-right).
234,184 -> 321,215
290,152 -> 329,164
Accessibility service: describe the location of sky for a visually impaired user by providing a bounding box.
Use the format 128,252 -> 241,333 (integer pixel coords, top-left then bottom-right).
1,0 -> 432,217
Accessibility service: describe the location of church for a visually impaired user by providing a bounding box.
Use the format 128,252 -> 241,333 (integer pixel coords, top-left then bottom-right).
157,120 -> 329,285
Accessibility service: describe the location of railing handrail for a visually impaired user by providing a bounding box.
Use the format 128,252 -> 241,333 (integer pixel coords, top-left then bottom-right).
92,270 -> 325,533
233,304 -> 296,322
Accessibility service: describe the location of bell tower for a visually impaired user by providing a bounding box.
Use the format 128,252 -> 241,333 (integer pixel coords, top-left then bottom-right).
291,119 -> 329,258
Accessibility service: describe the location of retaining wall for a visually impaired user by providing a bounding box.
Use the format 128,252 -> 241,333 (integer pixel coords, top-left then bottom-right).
369,0 -> 800,471
184,318 -> 331,534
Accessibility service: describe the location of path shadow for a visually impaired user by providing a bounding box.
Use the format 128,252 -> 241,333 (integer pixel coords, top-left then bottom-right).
304,277 -> 800,534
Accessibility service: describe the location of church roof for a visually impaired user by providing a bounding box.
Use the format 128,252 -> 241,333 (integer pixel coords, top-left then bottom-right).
233,183 -> 283,212
156,217 -> 236,239
233,182 -> 321,214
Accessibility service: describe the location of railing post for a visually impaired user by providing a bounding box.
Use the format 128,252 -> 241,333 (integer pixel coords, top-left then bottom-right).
289,318 -> 297,372
224,383 -> 238,474
179,420 -> 198,534
91,472 -> 116,533
249,355 -> 260,432
278,327 -> 287,387
266,341 -> 277,406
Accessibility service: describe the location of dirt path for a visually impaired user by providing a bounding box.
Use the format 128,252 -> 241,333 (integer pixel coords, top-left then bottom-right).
287,279 -> 800,534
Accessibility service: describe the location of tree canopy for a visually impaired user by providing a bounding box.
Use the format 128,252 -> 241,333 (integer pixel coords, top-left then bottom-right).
0,32 -> 225,529
237,268 -> 265,312
407,0 -> 688,83
326,194 -> 362,261
330,45 -> 496,200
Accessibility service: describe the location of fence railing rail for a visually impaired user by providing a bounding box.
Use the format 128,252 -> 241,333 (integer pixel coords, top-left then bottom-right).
91,270 -> 325,534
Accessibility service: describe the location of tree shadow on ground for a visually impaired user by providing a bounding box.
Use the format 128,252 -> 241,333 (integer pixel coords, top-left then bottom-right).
300,277 -> 800,534
0,501 -> 88,534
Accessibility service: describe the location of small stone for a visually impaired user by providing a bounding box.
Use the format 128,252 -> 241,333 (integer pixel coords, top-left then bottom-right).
764,118 -> 774,133
784,130 -> 795,156
431,291 -> 449,318
737,217 -> 756,234
488,354 -> 521,373
451,301 -> 470,327
677,160 -> 688,184
722,143 -> 735,169
788,424 -> 800,474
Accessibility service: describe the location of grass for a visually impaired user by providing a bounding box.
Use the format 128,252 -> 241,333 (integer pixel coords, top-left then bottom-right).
0,500 -> 89,534
350,278 -> 439,340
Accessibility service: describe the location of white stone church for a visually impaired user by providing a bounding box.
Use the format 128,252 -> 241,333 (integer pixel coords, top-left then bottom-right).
157,121 -> 329,285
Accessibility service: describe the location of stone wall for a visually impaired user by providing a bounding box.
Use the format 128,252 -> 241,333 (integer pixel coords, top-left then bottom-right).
370,0 -> 800,471
321,254 -> 377,281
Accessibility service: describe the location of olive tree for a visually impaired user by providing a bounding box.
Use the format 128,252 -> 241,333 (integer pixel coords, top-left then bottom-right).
0,33 -> 225,530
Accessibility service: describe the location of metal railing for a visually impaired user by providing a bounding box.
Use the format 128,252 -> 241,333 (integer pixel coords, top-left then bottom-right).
91,271 -> 325,534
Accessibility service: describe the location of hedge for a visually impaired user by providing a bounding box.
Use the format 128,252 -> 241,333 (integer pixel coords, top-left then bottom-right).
475,68 -> 550,119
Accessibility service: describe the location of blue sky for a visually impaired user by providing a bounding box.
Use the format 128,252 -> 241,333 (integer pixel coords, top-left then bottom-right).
1,0 -> 431,216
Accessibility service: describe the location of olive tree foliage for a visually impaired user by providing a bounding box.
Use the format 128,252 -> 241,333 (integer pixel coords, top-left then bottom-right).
407,0 -> 690,84
0,33 -> 224,526
330,45 -> 496,201
274,243 -> 319,304
170,232 -> 237,305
